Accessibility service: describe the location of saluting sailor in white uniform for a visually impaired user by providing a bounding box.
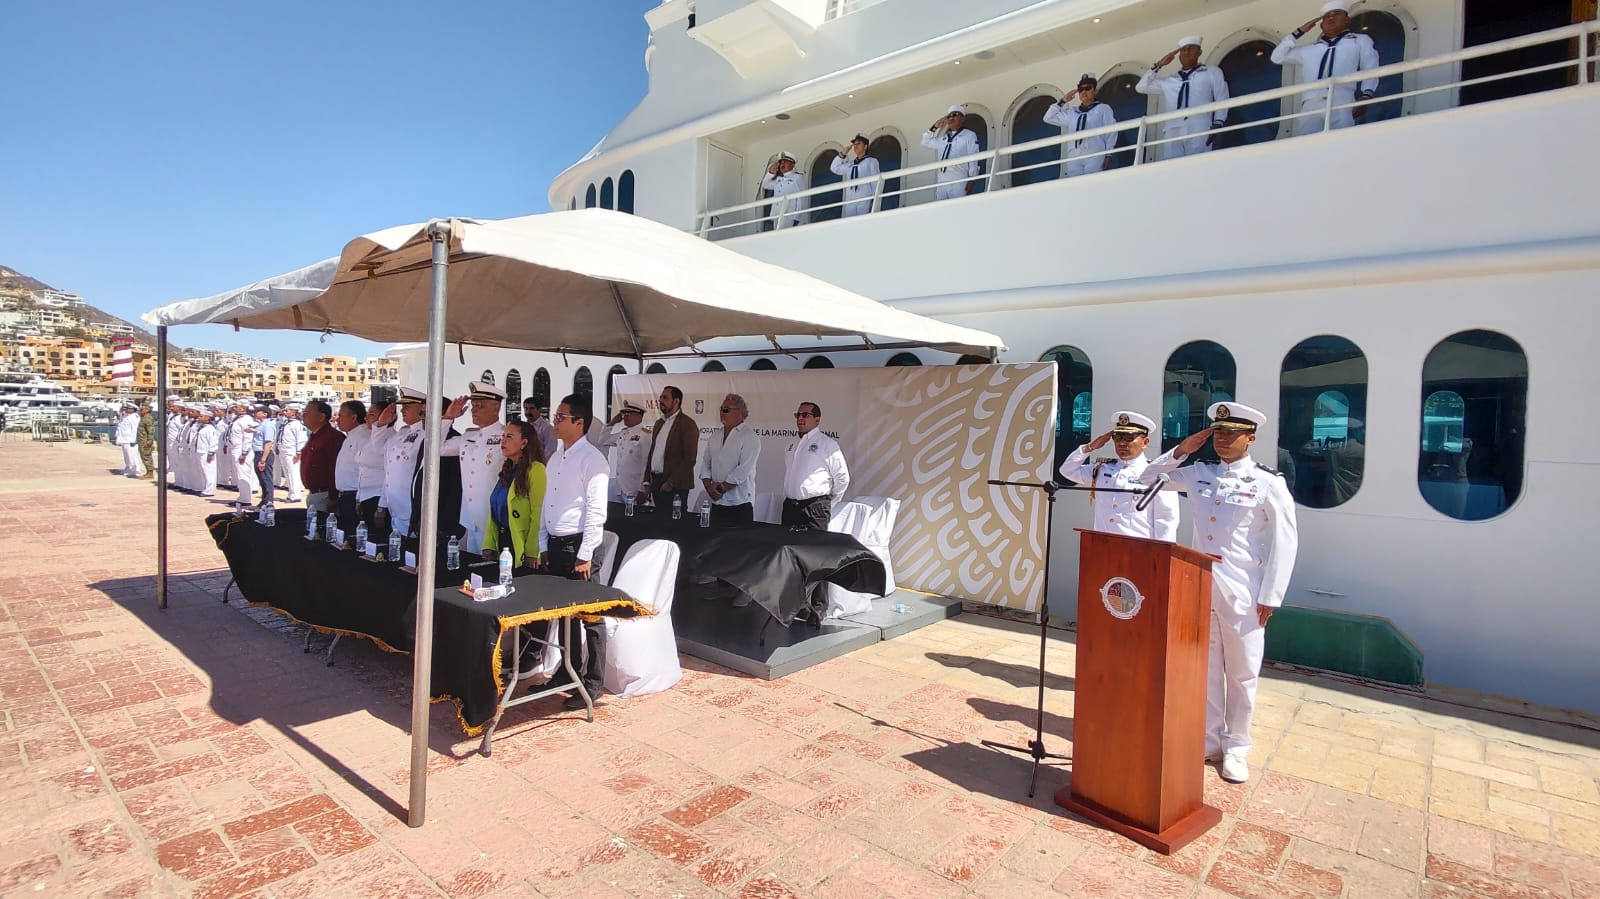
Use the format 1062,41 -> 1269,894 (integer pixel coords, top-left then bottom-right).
587,400 -> 652,502
439,380 -> 507,555
1141,403 -> 1298,785
1272,0 -> 1381,135
278,405 -> 308,502
195,409 -> 219,497
1058,411 -> 1179,541
829,134 -> 881,217
921,104 -> 983,201
233,409 -> 262,512
759,151 -> 807,229
1138,36 -> 1231,159
1044,75 -> 1120,177
376,387 -> 427,538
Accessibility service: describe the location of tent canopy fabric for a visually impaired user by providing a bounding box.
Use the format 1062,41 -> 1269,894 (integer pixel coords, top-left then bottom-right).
143,210 -> 1005,358
142,257 -> 339,330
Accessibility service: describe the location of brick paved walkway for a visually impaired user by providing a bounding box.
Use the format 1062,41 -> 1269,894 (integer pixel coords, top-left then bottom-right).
2,436 -> 1598,898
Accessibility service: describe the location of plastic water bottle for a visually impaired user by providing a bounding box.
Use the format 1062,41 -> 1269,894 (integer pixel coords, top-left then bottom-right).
498,548 -> 513,586
624,494 -> 635,517
306,511 -> 318,541
672,494 -> 683,520
388,529 -> 403,563
256,505 -> 267,525
354,521 -> 367,552
446,535 -> 460,571
264,506 -> 276,528
699,502 -> 711,528
325,515 -> 338,543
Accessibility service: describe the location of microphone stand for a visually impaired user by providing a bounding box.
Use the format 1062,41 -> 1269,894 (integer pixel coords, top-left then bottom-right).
980,476 -> 1164,797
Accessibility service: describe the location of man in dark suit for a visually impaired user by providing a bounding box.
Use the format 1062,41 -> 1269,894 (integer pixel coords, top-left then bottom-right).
641,385 -> 698,512
408,415 -> 465,554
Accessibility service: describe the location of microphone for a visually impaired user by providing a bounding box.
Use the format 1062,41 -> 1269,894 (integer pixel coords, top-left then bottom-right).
1135,474 -> 1169,512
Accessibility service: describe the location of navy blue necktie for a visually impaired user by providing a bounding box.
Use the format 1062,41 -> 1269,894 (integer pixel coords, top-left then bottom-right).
1177,69 -> 1194,109
1317,35 -> 1344,79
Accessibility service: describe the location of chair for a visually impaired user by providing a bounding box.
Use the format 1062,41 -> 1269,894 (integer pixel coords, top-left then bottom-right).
591,530 -> 621,585
753,493 -> 785,524
602,539 -> 683,698
824,495 -> 902,618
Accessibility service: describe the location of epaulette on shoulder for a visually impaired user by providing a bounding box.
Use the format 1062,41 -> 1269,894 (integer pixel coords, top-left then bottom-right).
1092,457 -> 1115,465
1258,466 -> 1285,477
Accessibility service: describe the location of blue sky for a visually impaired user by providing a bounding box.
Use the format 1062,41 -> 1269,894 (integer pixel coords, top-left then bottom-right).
1,1 -> 654,361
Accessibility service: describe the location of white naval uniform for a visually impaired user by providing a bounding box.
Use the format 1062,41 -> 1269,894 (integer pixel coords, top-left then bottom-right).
378,421 -> 422,535
759,170 -> 808,229
279,419 -> 308,500
195,423 -> 219,496
233,419 -> 261,508
1141,450 -> 1298,756
783,429 -> 850,503
829,152 -> 881,217
698,422 -> 761,507
1136,64 -> 1230,158
440,420 -> 504,554
588,419 -> 652,501
217,418 -> 236,489
1043,100 -> 1119,177
1272,29 -> 1380,135
228,416 -> 253,503
115,413 -> 141,476
920,126 -> 982,201
1058,447 -> 1179,541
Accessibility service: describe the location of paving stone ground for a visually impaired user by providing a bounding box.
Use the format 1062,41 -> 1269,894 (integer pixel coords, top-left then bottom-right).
3,434 -> 1599,898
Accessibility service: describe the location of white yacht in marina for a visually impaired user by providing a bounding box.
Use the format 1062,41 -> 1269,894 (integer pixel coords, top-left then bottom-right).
392,0 -> 1600,715
0,370 -> 86,410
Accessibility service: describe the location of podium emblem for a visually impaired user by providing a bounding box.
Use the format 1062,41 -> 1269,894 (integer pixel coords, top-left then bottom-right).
1100,577 -> 1144,620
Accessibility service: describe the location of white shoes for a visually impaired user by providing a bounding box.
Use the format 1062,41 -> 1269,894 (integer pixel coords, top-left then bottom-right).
1219,750 -> 1250,783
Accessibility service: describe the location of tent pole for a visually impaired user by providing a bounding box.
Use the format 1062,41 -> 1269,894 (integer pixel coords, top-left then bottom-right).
156,326 -> 169,611
608,282 -> 644,367
408,221 -> 451,828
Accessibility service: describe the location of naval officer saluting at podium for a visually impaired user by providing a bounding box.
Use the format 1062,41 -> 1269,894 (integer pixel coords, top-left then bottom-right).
1058,410 -> 1179,541
1141,402 -> 1298,783
439,380 -> 509,555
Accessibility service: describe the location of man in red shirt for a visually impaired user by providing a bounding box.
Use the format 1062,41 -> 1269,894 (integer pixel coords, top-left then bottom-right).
299,400 -> 345,514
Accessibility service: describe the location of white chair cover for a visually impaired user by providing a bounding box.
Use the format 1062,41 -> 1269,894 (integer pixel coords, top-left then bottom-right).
602,539 -> 683,698
753,493 -> 785,524
824,495 -> 901,618
592,530 -> 621,586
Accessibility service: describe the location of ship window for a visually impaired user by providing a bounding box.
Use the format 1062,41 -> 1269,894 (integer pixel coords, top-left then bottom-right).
1417,329 -> 1527,521
573,366 -> 593,401
965,111 -> 989,194
1214,36 -> 1285,149
750,358 -> 777,370
479,369 -> 494,386
803,356 -> 834,369
867,133 -> 903,211
618,170 -> 635,214
809,148 -> 844,222
1279,336 -> 1367,508
606,364 -> 626,417
1040,345 -> 1092,467
646,363 -> 667,374
1351,11 -> 1407,122
886,352 -> 921,366
569,198 -> 576,210
600,177 -> 615,210
1008,93 -> 1061,187
584,184 -> 597,208
1095,69 -> 1149,169
702,360 -> 726,372
531,367 -> 551,414
1163,340 -> 1236,463
505,369 -> 522,422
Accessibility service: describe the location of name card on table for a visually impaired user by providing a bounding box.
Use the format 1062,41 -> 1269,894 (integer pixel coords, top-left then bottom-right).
334,529 -> 346,548
363,541 -> 378,560
470,573 -> 484,591
405,551 -> 417,570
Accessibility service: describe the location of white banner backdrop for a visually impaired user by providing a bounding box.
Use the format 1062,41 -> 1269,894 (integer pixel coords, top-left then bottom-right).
611,363 -> 1055,612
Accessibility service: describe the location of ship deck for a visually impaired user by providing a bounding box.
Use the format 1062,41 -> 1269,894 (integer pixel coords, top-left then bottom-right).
2,434 -> 1597,898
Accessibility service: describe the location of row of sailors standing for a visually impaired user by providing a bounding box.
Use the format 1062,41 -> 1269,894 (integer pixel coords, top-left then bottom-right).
757,0 -> 1379,227
1061,404 -> 1298,787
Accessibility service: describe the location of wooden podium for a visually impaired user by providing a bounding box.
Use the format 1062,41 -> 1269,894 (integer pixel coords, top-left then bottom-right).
1055,529 -> 1221,854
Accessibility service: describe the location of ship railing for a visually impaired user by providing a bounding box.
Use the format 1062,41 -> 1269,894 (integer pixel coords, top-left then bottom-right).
696,18 -> 1597,240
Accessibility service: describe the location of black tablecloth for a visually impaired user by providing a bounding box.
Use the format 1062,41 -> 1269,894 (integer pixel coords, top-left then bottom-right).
432,575 -> 645,731
207,511 -> 648,732
604,503 -> 886,625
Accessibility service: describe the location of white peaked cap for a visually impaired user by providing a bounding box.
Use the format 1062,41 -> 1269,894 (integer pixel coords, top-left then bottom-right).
777,151 -> 796,163
1178,35 -> 1203,49
947,103 -> 967,115
1321,0 -> 1351,14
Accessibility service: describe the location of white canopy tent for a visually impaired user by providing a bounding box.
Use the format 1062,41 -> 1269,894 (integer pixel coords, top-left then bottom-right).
144,209 -> 1005,827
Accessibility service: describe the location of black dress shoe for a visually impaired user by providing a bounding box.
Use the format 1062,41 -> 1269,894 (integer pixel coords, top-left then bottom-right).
563,694 -> 589,711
